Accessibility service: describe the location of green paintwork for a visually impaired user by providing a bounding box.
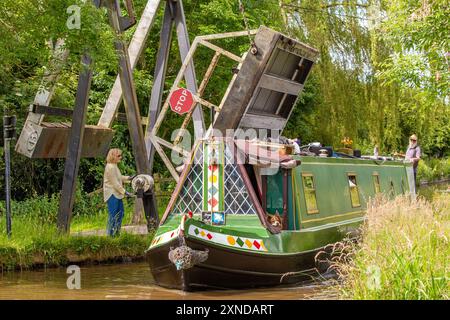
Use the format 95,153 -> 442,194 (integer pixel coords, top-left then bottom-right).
292,156 -> 411,229
266,171 -> 284,215
150,155 -> 412,256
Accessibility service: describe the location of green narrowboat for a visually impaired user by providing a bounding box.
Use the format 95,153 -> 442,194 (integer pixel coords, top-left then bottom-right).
145,138 -> 414,291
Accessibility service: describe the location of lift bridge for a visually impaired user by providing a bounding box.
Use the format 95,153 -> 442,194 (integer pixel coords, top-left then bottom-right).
14,0 -> 319,232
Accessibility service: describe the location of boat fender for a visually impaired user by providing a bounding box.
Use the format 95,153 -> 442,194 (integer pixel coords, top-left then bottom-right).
168,245 -> 209,271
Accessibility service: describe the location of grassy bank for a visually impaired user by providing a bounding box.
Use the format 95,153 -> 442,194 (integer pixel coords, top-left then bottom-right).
329,193 -> 449,300
0,194 -> 158,271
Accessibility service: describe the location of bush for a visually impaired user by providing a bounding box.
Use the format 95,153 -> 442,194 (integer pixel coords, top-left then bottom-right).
73,187 -> 106,217
0,187 -> 108,225
417,157 -> 450,183
1,193 -> 61,224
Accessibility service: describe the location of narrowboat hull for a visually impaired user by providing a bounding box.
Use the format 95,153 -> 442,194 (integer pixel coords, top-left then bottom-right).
145,137 -> 412,291
145,214 -> 362,291
146,236 -> 326,291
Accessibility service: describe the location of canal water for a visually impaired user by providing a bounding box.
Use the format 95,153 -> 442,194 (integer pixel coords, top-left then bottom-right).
1,183 -> 445,300
0,262 -> 333,300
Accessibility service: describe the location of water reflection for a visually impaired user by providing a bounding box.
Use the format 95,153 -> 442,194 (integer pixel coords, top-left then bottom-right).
2,184 -> 446,300
0,262 -> 334,300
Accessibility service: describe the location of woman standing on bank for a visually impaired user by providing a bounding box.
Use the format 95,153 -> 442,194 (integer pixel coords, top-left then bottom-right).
103,148 -> 133,237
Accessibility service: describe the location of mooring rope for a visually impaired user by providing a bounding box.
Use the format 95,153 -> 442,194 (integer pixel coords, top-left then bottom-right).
238,0 -> 258,55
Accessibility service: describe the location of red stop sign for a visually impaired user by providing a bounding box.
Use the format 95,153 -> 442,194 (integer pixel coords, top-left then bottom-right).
169,88 -> 194,115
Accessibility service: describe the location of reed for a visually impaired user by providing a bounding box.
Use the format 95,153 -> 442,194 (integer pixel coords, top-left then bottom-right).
0,221 -> 153,270
327,193 -> 449,300
0,204 -> 153,270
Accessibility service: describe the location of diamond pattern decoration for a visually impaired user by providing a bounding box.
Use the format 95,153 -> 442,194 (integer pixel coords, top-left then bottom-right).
227,236 -> 236,245
170,141 -> 257,218
208,175 -> 218,183
204,141 -> 223,212
224,145 -> 257,215
207,198 -> 218,208
188,226 -> 268,252
208,185 -> 218,196
150,226 -> 181,249
171,146 -> 203,215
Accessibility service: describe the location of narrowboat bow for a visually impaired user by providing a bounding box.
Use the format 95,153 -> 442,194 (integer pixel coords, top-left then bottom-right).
146,138 -> 414,291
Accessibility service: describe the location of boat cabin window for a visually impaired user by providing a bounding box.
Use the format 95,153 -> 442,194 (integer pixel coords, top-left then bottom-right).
389,180 -> 395,197
266,171 -> 284,215
171,158 -> 204,215
347,173 -> 361,207
170,142 -> 257,216
224,162 -> 257,215
223,147 -> 257,215
301,173 -> 319,214
372,173 -> 381,194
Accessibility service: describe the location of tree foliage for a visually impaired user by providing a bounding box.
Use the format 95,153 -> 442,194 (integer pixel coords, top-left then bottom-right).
376,0 -> 449,97
282,0 -> 449,156
0,0 -> 448,201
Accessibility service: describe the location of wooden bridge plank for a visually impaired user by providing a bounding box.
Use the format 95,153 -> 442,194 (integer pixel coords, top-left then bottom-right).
258,74 -> 304,96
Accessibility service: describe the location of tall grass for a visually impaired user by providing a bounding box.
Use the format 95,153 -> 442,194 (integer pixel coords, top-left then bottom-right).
328,193 -> 449,300
0,193 -> 155,270
0,212 -> 153,270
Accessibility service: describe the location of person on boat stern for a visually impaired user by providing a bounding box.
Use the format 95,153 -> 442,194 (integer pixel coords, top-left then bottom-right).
103,148 -> 133,237
289,137 -> 302,154
405,134 -> 421,186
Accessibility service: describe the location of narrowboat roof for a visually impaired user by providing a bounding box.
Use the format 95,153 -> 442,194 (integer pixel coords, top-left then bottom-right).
232,138 -> 409,167
158,138 -> 411,232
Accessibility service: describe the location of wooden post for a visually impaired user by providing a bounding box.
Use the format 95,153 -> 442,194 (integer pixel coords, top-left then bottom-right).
145,0 -> 205,170
3,115 -> 16,238
57,54 -> 93,233
145,0 -> 176,172
105,0 -> 159,229
154,173 -> 161,195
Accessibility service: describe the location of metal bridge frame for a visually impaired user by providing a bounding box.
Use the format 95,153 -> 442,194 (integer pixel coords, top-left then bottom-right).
16,0 -> 266,233
17,0 -> 204,232
147,30 -> 258,182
